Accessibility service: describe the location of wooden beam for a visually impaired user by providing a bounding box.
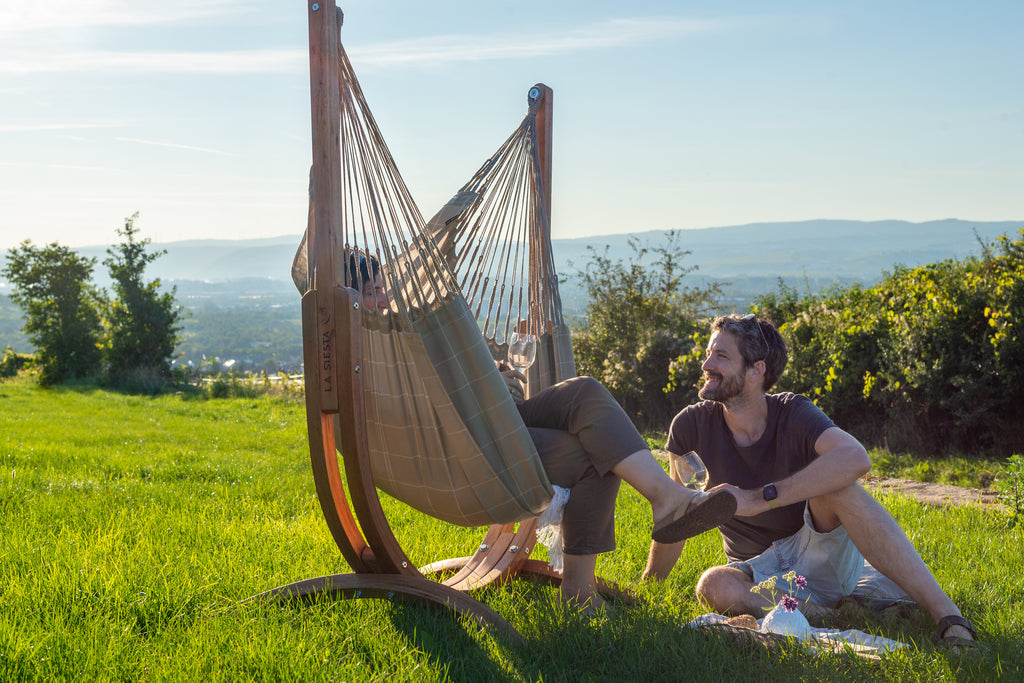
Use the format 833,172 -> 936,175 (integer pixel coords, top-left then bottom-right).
307,1 -> 343,413
533,83 -> 554,227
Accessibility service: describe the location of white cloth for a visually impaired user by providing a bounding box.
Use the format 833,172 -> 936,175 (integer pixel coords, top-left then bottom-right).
687,613 -> 908,657
536,485 -> 571,572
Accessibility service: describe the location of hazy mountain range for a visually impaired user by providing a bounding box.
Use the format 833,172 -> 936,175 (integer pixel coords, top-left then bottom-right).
39,218 -> 1016,286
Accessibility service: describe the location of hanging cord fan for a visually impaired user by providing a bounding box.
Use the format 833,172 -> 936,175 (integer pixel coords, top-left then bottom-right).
422,84 -> 576,398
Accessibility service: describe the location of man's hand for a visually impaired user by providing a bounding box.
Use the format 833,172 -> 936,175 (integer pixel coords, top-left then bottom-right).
498,365 -> 527,404
705,483 -> 768,517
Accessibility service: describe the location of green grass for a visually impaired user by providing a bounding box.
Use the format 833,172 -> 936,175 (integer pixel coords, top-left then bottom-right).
2,375 -> 1022,681
867,450 -> 1008,490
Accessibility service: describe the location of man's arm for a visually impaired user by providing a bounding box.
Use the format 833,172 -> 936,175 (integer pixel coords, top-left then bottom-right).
712,426 -> 871,517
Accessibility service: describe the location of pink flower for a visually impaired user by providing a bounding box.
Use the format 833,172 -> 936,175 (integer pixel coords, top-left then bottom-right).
794,575 -> 808,590
780,595 -> 800,613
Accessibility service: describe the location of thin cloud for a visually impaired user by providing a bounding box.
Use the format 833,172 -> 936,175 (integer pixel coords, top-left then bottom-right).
117,137 -> 236,156
0,122 -> 123,133
0,49 -> 304,75
0,0 -> 250,33
353,17 -> 727,66
0,17 -> 726,75
50,163 -> 120,172
0,161 -> 119,172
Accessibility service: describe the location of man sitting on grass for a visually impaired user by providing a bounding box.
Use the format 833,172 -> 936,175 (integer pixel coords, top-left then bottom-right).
642,313 -> 977,648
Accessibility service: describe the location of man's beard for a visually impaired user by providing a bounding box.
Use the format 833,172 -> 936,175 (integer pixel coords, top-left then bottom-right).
698,369 -> 745,403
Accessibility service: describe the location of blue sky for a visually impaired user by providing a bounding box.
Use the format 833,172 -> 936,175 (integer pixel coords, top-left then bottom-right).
1,0 -> 1022,250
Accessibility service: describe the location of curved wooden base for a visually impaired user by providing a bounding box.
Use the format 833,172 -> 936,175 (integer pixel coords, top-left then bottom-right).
251,573 -> 522,644
421,557 -> 636,605
427,520 -> 541,591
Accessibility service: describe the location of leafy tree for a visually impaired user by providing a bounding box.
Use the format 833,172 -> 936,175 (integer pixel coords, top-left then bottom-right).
570,231 -> 723,429
102,213 -> 183,387
1,241 -> 103,385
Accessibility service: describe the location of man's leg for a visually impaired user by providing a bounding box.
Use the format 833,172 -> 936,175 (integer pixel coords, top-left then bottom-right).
695,504 -> 884,621
810,483 -> 974,640
695,565 -> 768,615
694,550 -> 838,622
523,377 -> 734,537
560,553 -> 606,613
531,426 -> 618,613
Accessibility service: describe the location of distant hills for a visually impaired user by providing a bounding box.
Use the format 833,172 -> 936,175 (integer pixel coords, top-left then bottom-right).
554,218 -> 1018,279
34,218 -> 1018,289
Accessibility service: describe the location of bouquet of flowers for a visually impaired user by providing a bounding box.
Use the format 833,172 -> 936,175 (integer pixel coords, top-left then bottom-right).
751,570 -> 812,639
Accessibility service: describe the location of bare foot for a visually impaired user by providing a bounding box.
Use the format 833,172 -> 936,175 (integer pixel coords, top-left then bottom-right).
560,586 -> 607,615
650,485 -> 695,523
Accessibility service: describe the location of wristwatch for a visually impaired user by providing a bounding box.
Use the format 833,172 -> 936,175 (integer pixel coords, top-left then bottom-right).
763,483 -> 780,509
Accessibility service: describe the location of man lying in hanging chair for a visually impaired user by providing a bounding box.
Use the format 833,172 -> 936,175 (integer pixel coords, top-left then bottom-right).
348,252 -> 738,613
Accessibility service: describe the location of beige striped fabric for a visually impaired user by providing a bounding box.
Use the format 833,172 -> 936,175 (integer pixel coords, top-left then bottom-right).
356,296 -> 552,527
526,322 -> 577,397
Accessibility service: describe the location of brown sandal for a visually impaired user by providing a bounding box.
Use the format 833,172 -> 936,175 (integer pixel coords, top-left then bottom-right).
935,615 -> 980,649
652,490 -> 737,544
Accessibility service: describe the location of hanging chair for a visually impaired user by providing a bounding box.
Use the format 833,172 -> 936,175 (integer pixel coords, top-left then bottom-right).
256,3 -> 621,641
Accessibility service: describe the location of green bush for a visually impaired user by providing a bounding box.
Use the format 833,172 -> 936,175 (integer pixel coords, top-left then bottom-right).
204,373 -> 286,400
754,228 -> 1024,456
570,232 -> 723,429
996,454 -> 1024,528
208,377 -> 232,399
105,365 -> 170,395
0,346 -> 33,379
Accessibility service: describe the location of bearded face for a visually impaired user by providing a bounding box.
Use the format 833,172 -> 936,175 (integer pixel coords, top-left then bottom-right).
698,364 -> 746,402
699,330 -> 751,403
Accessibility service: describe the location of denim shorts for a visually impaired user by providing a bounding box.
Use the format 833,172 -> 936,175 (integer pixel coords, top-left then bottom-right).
728,504 -> 912,608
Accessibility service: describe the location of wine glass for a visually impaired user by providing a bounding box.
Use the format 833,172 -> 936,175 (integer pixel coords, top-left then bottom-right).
672,451 -> 708,491
507,332 -> 538,373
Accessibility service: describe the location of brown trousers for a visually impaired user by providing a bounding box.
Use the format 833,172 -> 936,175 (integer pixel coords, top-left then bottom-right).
516,376 -> 647,555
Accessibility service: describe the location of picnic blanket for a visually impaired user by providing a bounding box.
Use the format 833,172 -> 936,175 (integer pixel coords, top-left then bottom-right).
688,613 -> 908,658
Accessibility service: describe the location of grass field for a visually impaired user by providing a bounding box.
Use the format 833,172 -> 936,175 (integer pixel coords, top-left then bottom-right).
1,375 -> 1021,681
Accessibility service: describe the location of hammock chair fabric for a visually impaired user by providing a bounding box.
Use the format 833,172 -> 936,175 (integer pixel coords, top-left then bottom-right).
291,31 -> 553,527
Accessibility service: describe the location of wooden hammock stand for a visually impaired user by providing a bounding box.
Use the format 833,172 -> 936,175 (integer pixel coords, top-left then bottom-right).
252,2 -> 626,643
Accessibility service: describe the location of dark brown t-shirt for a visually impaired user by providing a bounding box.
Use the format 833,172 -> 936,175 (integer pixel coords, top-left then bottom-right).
666,393 -> 835,562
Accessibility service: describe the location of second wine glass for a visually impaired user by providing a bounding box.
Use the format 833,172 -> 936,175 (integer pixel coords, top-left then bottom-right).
672,450 -> 708,491
507,332 -> 538,373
